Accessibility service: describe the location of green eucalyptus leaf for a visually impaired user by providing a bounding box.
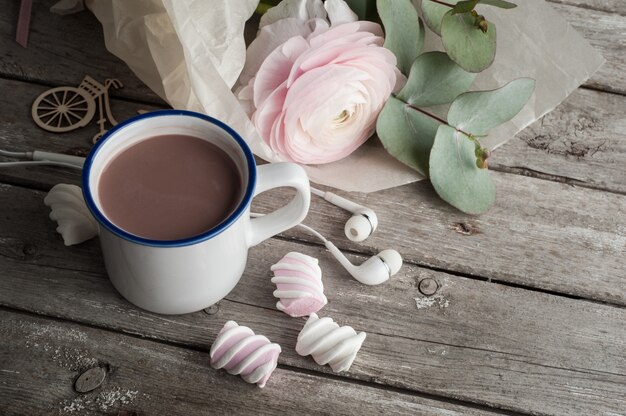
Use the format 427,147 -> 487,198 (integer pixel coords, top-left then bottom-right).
448,77 -> 535,135
480,0 -> 517,9
429,125 -> 495,214
376,96 -> 440,175
397,51 -> 477,107
377,0 -> 425,75
441,10 -> 496,72
451,0 -> 479,14
420,0 -> 459,35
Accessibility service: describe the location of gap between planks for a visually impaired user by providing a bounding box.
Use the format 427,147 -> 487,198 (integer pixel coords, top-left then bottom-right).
2,254 -> 624,415
1,308 -> 518,416
0,174 -> 618,309
1,155 -> 625,308
271,231 -> 626,309
2,60 -> 625,195
487,166 -> 626,197
0,0 -> 622,95
0,72 -> 168,108
0,304 -> 522,416
546,0 -> 626,16
1,181 -> 625,414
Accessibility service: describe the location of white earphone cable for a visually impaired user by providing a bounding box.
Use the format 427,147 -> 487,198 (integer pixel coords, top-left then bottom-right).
1,149 -> 396,282
0,149 -> 31,158
0,149 -> 348,245
0,160 -> 84,169
1,148 -> 84,170
295,222 -> 328,244
250,212 -> 328,244
309,186 -> 326,198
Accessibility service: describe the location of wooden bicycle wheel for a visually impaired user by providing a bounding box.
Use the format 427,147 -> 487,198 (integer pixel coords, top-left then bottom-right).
31,86 -> 96,133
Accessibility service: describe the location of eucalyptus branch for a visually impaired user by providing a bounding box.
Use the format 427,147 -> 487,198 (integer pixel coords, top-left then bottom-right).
404,103 -> 490,168
255,2 -> 274,15
427,0 -> 457,7
405,104 -> 472,138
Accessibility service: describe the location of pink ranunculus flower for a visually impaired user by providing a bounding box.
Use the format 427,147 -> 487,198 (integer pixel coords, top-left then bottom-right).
238,1 -> 399,165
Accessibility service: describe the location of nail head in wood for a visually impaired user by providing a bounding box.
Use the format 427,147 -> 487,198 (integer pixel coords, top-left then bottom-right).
22,243 -> 37,257
203,303 -> 220,315
74,366 -> 106,393
418,278 -> 438,296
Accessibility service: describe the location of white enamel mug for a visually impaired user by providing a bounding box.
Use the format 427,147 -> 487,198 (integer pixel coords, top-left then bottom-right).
82,110 -> 310,315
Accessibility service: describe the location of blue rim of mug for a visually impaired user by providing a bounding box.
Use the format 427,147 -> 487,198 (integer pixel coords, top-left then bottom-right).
82,109 -> 257,248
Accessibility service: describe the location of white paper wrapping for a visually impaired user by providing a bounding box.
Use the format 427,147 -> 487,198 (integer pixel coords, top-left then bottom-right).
86,0 -> 604,192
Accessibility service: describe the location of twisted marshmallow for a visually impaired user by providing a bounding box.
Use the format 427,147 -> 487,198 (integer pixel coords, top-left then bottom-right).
44,184 -> 98,245
271,252 -> 328,317
210,321 -> 281,388
296,313 -> 366,373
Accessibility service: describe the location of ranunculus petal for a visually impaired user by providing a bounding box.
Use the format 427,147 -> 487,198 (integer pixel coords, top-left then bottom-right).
253,82 -> 288,143
240,18 -> 315,86
240,4 -> 397,165
253,36 -> 309,108
324,0 -> 358,26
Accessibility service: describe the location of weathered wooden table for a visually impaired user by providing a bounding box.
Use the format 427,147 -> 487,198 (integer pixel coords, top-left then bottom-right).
1,1 -> 624,415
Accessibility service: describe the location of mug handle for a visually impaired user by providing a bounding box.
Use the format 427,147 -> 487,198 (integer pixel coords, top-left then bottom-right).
248,163 -> 310,247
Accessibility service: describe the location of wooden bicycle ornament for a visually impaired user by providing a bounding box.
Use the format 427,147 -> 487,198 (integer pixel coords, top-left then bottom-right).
31,75 -> 123,143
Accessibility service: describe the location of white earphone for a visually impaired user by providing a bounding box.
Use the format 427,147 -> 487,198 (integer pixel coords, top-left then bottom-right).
251,216 -> 402,286
324,241 -> 402,286
302,187 -> 403,285
1,148 -> 403,285
310,187 -> 377,243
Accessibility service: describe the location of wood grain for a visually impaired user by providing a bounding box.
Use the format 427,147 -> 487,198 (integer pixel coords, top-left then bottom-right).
1,77 -> 625,305
0,310 -> 497,416
1,1 -> 624,197
256,173 -> 626,306
1,1 -> 625,415
547,0 -> 626,15
0,78 -> 162,191
549,2 -> 626,95
0,0 -> 163,105
1,183 -> 625,415
4,77 -> 623,197
0,0 -> 623,99
3,77 -> 626,205
491,87 -> 626,194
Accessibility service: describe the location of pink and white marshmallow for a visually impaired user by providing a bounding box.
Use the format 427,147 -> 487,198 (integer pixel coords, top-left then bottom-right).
271,252 -> 328,317
210,321 -> 281,388
296,313 -> 366,373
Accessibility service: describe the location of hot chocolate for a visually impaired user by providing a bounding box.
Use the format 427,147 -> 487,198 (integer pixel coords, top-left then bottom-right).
98,134 -> 241,240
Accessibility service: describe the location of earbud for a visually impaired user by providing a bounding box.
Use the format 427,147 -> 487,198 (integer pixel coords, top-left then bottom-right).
324,241 -> 402,285
317,190 -> 378,242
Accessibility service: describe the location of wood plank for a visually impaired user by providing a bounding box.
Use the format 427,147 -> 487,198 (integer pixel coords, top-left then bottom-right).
0,0 -> 163,104
1,77 -> 625,305
2,77 -> 625,197
549,2 -> 626,95
0,0 -> 623,99
1,183 -> 625,414
491,87 -> 626,194
0,78 -> 162,190
255,173 -> 626,306
0,310 -> 494,416
547,0 -> 626,16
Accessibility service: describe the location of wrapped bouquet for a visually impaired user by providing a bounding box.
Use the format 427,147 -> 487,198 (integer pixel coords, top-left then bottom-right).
85,0 -> 603,213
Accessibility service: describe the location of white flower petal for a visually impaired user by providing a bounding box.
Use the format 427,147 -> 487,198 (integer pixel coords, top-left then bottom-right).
260,0 -> 326,28
324,0 -> 358,26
